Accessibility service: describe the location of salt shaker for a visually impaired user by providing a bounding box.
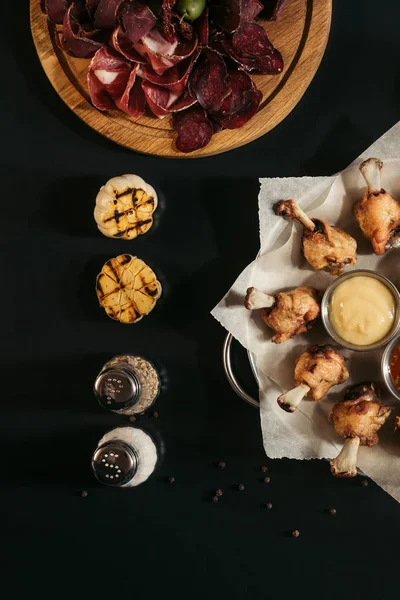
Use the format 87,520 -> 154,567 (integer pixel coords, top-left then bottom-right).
94,354 -> 160,415
91,426 -> 158,488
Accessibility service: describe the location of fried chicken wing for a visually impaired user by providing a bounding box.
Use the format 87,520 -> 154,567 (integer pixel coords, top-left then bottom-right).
277,345 -> 349,413
275,200 -> 357,276
245,286 -> 321,344
355,158 -> 400,255
329,383 -> 391,477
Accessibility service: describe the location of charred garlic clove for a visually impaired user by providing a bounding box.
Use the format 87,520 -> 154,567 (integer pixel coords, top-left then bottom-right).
277,384 -> 310,413
244,287 -> 275,310
330,437 -> 360,478
94,174 -> 158,240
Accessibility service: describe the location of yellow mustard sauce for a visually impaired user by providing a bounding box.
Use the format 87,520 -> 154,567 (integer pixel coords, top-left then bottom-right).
329,276 -> 395,345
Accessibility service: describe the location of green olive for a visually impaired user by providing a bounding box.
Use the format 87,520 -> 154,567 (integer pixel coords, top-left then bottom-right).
177,0 -> 206,21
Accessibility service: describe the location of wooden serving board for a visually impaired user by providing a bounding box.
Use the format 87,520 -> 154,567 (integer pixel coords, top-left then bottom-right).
30,0 -> 332,158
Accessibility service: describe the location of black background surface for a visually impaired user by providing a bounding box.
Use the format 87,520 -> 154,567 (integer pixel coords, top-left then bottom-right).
3,1 -> 400,598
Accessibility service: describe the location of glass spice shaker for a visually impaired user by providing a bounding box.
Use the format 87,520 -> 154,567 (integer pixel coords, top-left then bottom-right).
94,354 -> 160,415
91,426 -> 158,488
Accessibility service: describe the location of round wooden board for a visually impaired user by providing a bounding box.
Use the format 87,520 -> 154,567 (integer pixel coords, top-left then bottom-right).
30,0 -> 332,158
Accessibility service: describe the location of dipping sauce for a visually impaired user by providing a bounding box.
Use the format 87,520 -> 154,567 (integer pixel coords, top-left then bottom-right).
329,276 -> 395,346
390,345 -> 400,389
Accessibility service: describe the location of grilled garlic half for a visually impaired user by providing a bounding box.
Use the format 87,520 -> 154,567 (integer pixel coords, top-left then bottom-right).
94,174 -> 158,240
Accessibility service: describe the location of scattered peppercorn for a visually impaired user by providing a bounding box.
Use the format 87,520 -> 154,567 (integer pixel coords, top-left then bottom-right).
167,476 -> 175,484
212,496 -> 219,504
218,461 -> 226,469
129,415 -> 136,423
80,490 -> 88,498
264,477 -> 271,484
292,530 -> 300,538
361,479 -> 369,487
261,466 -> 269,473
215,489 -> 223,497
265,503 -> 273,510
238,484 -> 245,491
152,411 -> 159,418
328,508 -> 336,516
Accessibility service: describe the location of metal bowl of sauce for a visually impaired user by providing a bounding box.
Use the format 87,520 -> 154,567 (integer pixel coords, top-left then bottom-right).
382,335 -> 400,401
321,269 -> 400,352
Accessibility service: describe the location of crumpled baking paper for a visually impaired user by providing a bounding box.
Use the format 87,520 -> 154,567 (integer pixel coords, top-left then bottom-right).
212,121 -> 400,502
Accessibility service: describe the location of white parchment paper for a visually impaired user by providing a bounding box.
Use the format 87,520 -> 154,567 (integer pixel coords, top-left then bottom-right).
212,121 -> 400,502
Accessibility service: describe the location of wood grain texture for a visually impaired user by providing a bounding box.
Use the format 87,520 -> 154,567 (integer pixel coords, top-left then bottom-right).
30,0 -> 332,158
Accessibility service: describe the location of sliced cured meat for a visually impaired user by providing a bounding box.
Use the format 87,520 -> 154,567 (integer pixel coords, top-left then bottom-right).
161,0 -> 177,42
210,0 -> 263,33
61,4 -> 104,58
94,0 -> 125,29
110,26 -> 148,63
189,48 -> 230,113
260,0 -> 287,20
232,23 -> 273,57
215,70 -> 263,129
172,106 -> 213,153
139,48 -> 200,95
142,81 -> 197,118
43,0 -> 72,24
121,3 -> 157,44
195,7 -> 209,45
117,65 -> 146,118
221,37 -> 283,74
86,0 -> 100,18
135,28 -> 198,76
242,0 -> 264,21
88,46 -> 132,110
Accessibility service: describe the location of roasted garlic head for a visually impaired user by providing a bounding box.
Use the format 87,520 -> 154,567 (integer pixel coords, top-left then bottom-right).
94,175 -> 158,240
96,254 -> 162,324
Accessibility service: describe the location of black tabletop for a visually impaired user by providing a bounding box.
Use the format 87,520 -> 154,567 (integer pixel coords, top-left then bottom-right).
4,1 -> 400,598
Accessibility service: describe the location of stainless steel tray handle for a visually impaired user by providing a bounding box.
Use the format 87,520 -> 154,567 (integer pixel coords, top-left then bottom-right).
222,333 -> 260,408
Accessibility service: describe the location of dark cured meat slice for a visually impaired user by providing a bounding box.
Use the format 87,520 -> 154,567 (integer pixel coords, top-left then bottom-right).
215,70 -> 262,129
135,28 -> 198,76
260,0 -> 287,20
141,81 -> 171,118
94,0 -> 124,29
210,0 -> 263,33
61,4 -> 104,58
88,46 -> 131,110
189,48 -> 230,113
172,106 -> 213,153
86,0 -> 100,18
138,48 -> 200,95
121,3 -> 157,45
141,81 -> 196,118
195,8 -> 209,46
232,23 -> 273,58
43,0 -> 72,24
161,0 -> 177,43
110,26 -> 148,64
242,0 -> 264,21
221,38 -> 283,74
117,65 -> 146,118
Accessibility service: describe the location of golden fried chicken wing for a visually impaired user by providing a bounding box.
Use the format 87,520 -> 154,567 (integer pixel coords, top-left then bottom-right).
329,383 -> 391,477
275,200 -> 357,275
355,158 -> 400,255
277,345 -> 349,413
244,286 -> 321,344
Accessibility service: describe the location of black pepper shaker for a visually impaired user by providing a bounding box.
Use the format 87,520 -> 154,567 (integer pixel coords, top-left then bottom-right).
94,354 -> 160,416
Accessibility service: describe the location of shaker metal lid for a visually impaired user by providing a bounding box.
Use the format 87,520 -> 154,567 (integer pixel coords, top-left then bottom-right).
91,442 -> 138,486
94,368 -> 140,411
